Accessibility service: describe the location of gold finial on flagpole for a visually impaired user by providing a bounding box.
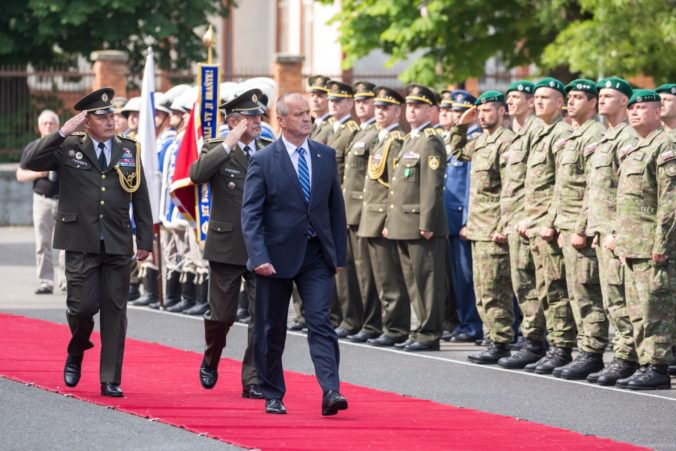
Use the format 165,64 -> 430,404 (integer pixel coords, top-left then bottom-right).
202,25 -> 216,64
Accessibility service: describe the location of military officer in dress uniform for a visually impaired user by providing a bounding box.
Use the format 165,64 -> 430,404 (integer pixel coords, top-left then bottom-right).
342,81 -> 382,343
25,88 -> 153,397
326,80 -> 363,338
309,75 -> 334,144
189,89 -> 273,399
359,87 -> 412,347
384,84 -> 448,352
448,91 -> 516,364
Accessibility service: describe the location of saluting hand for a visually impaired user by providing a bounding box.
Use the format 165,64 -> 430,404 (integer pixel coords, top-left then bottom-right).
458,107 -> 477,126
59,111 -> 87,136
224,120 -> 249,152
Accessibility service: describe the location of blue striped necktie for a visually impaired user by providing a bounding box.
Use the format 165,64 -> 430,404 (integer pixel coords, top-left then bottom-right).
297,147 -> 311,204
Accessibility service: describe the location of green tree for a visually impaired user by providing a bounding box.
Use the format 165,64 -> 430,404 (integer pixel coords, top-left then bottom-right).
319,0 -> 675,86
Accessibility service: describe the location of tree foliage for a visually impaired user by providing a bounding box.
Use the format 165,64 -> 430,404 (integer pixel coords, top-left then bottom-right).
319,0 -> 675,86
0,0 -> 234,74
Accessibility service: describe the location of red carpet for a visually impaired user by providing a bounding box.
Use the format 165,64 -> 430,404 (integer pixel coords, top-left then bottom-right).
0,313 -> 645,450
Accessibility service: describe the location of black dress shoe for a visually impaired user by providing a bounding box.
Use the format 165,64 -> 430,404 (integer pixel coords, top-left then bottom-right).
236,308 -> 250,324
625,365 -> 671,390
322,390 -> 348,416
467,342 -> 510,364
184,302 -> 210,316
347,330 -> 380,343
101,383 -> 123,397
368,335 -> 405,347
334,326 -> 353,339
64,355 -> 82,387
394,338 -> 413,349
35,285 -> 53,295
451,332 -> 477,343
265,398 -> 287,414
404,340 -> 440,352
441,329 -> 459,342
287,321 -> 306,331
199,359 -> 218,389
242,384 -> 264,399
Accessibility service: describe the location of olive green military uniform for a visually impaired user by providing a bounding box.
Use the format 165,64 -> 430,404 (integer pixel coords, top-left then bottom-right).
585,121 -> 638,362
550,118 -> 608,353
358,126 -> 411,341
311,114 -> 334,144
522,116 -> 576,348
616,128 -> 675,366
25,131 -> 153,385
386,124 -> 448,345
449,124 -> 515,344
500,114 -> 546,342
190,136 -> 272,388
343,118 -> 381,335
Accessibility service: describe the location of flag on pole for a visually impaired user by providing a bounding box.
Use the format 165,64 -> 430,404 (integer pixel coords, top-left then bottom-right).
169,102 -> 202,225
138,46 -> 161,223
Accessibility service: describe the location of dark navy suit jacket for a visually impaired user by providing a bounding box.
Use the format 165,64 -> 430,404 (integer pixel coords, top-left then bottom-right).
242,138 -> 347,278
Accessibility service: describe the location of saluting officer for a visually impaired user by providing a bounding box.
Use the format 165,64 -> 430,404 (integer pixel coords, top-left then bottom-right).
309,75 -> 334,144
190,89 -> 273,399
385,84 -> 448,352
25,88 -> 153,397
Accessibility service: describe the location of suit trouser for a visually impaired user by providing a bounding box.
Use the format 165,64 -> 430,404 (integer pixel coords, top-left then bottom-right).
507,233 -> 546,342
367,237 -> 410,340
397,236 -> 446,344
254,239 -> 340,400
332,230 -> 363,332
447,235 -> 482,337
205,261 -> 257,387
65,243 -> 132,384
349,227 -> 381,334
33,193 -> 65,289
442,241 -> 459,332
559,231 -> 608,354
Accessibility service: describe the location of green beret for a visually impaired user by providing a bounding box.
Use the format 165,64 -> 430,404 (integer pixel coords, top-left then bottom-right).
565,79 -> 597,95
627,89 -> 661,107
655,83 -> 676,96
534,77 -> 566,96
597,77 -> 633,99
505,81 -> 535,95
475,90 -> 505,106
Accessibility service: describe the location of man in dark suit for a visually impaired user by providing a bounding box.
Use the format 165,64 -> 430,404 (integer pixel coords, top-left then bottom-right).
24,88 -> 153,397
189,89 -> 272,399
242,93 -> 348,416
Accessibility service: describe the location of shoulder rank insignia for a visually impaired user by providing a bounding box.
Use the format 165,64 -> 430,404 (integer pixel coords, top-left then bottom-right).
424,128 -> 438,139
205,137 -> 226,144
390,130 -> 403,140
347,120 -> 360,132
258,136 -> 274,146
70,131 -> 85,136
428,155 -> 440,170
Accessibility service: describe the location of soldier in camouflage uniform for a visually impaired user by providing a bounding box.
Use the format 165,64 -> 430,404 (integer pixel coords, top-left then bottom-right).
517,78 -> 576,375
614,90 -> 675,390
309,75 -> 334,144
546,80 -> 608,380
343,81 -> 382,343
385,84 -> 448,352
359,87 -> 412,347
497,81 -> 548,370
584,77 -> 640,386
448,91 -> 516,364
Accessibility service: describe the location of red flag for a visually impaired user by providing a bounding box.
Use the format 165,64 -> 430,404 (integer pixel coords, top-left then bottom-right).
169,103 -> 203,223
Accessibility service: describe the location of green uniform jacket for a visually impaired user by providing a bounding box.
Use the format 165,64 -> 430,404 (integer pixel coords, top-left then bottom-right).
386,124 -> 447,240
522,117 -> 573,235
343,119 -> 379,225
327,116 -> 360,183
499,115 -> 544,234
449,124 -> 514,241
616,128 -> 676,258
25,131 -> 153,255
358,127 -> 404,238
189,136 -> 273,265
311,115 -> 334,144
584,121 -> 637,236
549,119 -> 606,234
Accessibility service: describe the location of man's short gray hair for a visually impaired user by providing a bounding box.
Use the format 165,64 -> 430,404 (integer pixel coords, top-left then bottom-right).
38,109 -> 59,125
275,93 -> 306,117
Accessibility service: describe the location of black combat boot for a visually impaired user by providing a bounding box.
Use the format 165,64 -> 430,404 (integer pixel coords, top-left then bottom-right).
149,270 -> 182,310
128,282 -> 141,302
498,339 -> 546,369
625,365 -> 671,390
534,347 -> 572,375
467,342 -> 511,364
524,347 -> 555,373
184,277 -> 210,316
131,268 -> 159,306
559,352 -> 605,380
166,272 -> 196,313
616,365 -> 646,388
591,358 -> 639,386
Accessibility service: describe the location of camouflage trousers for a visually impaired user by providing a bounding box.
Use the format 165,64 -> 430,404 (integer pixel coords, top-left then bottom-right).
471,240 -> 514,344
559,231 -> 608,354
529,235 -> 576,348
508,233 -> 546,342
596,233 -> 637,362
624,258 -> 675,365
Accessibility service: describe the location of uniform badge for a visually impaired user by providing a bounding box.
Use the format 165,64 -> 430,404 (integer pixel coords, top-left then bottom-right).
75,151 -> 83,160
252,93 -> 258,103
102,93 -> 109,102
428,155 -> 440,171
228,181 -> 236,189
554,138 -> 567,150
68,150 -> 75,157
404,167 -> 411,178
584,142 -> 598,155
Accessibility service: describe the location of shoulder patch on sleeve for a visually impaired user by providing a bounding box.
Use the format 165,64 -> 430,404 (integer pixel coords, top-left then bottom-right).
428,155 -> 440,170
584,142 -> 599,156
657,149 -> 675,165
554,138 -> 567,150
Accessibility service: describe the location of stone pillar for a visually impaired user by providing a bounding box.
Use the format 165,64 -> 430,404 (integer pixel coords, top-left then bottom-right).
271,54 -> 305,133
90,50 -> 129,98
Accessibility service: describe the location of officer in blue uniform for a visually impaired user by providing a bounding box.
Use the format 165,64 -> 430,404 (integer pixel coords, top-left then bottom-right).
442,89 -> 483,343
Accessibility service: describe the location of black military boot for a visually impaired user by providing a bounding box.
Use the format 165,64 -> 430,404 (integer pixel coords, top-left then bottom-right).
591,358 -> 639,386
625,365 -> 671,390
200,319 -> 228,389
184,277 -> 210,316
507,335 -> 525,351
131,268 -> 159,306
616,365 -> 646,388
498,339 -> 546,369
149,270 -> 182,310
534,347 -> 572,375
467,342 -> 510,364
559,352 -> 605,380
166,272 -> 197,313
128,282 -> 141,302
524,348 -> 554,373
668,348 -> 676,376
